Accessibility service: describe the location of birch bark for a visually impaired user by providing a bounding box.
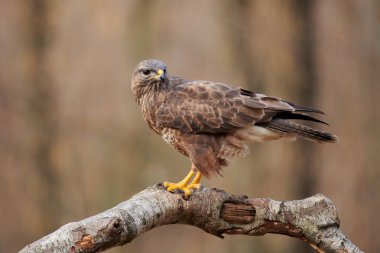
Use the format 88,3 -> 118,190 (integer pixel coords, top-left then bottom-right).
20,185 -> 362,253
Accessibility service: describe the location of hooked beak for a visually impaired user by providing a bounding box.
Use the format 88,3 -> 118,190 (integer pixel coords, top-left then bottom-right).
155,69 -> 166,81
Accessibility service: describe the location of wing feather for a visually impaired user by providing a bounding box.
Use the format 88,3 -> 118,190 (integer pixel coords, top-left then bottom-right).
155,79 -> 330,136
156,81 -> 267,134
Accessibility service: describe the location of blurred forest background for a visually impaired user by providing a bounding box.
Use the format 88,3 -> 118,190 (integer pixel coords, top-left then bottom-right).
1,0 -> 379,252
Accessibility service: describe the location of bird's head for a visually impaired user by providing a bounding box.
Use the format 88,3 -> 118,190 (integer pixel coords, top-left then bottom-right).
131,59 -> 168,102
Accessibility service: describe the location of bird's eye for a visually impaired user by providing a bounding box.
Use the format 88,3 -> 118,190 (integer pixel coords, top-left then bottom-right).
142,69 -> 151,75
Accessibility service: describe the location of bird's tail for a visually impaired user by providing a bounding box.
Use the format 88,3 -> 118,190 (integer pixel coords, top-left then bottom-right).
259,118 -> 338,143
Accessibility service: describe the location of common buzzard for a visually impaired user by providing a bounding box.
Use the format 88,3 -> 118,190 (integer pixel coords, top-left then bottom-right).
131,59 -> 337,196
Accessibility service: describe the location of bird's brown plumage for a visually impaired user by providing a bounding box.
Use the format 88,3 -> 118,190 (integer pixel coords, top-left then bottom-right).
131,59 -> 337,178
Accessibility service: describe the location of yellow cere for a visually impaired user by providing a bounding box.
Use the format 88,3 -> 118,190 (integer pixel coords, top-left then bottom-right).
157,69 -> 164,75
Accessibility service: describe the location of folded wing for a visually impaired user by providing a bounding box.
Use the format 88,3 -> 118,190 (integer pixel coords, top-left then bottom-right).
156,80 -> 300,134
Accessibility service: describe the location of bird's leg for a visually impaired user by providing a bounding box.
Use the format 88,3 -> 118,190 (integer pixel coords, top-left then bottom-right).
187,171 -> 202,190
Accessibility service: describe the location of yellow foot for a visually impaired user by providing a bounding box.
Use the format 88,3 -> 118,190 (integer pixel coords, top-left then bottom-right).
163,171 -> 203,197
163,181 -> 192,196
163,181 -> 202,196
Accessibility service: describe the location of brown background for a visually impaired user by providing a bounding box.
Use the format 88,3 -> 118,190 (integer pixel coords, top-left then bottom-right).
1,0 -> 379,252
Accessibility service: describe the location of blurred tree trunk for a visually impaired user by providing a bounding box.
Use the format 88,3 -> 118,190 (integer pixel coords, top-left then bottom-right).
27,0 -> 61,232
292,0 -> 318,198
224,0 -> 263,91
127,0 -> 154,62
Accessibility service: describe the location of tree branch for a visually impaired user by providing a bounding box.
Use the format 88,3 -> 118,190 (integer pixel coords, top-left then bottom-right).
20,184 -> 362,253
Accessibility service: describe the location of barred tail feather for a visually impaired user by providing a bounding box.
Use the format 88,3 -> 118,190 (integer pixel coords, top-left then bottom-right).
260,119 -> 338,143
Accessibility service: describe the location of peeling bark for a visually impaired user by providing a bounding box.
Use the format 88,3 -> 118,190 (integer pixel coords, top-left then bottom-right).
20,185 -> 362,253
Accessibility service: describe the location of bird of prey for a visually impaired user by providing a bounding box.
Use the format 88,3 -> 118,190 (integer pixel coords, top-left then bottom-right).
131,59 -> 337,196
